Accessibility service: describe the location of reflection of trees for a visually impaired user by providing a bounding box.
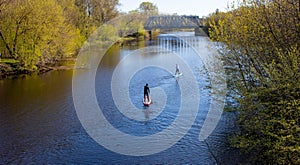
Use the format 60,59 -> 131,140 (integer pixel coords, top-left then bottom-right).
76,12 -> 148,69
99,44 -> 120,68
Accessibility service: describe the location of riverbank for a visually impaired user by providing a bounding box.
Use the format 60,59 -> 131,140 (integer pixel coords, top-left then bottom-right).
0,58 -> 75,80
0,35 -> 151,80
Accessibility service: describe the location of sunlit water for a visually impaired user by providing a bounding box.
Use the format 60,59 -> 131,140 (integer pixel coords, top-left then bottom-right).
0,32 -> 239,164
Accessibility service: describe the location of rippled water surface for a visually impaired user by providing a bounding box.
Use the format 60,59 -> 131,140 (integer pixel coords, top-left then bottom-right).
0,33 -> 239,164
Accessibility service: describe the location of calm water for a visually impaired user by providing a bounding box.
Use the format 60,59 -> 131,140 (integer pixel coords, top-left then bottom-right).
0,33 -> 239,164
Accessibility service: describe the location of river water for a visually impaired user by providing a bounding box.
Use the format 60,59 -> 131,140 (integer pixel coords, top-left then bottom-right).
0,32 -> 239,164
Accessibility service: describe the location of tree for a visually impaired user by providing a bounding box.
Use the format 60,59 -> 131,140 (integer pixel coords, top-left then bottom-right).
89,0 -> 119,24
74,0 -> 119,40
0,0 -> 82,70
117,12 -> 145,38
0,0 -> 121,72
208,0 -> 300,163
138,2 -> 158,16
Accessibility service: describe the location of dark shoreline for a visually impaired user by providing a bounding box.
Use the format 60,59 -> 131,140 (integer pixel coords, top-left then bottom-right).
0,58 -> 75,80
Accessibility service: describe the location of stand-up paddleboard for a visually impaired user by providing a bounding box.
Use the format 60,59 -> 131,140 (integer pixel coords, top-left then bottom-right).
173,73 -> 183,78
143,98 -> 152,106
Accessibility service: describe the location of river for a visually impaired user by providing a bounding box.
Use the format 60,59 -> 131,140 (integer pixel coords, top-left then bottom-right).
0,32 -> 239,164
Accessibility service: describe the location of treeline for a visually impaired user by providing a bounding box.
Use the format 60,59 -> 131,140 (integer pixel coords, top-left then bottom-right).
208,0 -> 299,164
0,0 -> 119,70
0,0 -> 159,72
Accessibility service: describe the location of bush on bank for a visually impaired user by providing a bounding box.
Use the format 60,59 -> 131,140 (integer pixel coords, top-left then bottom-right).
208,0 -> 299,163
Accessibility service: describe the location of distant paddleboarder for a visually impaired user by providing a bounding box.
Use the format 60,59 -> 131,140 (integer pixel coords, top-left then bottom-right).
173,64 -> 183,78
175,64 -> 180,75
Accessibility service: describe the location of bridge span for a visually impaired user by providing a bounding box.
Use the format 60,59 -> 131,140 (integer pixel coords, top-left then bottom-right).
144,15 -> 209,38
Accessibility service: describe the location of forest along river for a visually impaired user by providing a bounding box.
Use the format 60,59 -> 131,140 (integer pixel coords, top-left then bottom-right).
0,32 -> 239,164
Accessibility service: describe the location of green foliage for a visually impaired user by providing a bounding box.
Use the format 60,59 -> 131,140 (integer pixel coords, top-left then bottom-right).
0,59 -> 20,64
74,0 -> 119,39
0,0 -> 120,71
233,81 -> 300,164
117,1 -> 159,39
0,0 -> 82,70
138,2 -> 158,16
118,12 -> 146,38
208,0 -> 300,163
98,24 -> 119,42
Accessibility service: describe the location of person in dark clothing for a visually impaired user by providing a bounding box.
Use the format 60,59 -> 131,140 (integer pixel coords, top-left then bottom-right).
144,83 -> 150,101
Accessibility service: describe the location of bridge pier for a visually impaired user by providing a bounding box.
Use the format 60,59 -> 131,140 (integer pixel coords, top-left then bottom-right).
195,27 -> 206,36
148,30 -> 152,40
195,27 -> 210,36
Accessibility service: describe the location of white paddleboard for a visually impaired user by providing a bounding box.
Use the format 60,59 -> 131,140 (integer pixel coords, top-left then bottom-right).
173,73 -> 183,78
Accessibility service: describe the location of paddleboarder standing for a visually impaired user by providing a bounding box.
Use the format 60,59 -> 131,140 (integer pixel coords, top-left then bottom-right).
144,83 -> 150,101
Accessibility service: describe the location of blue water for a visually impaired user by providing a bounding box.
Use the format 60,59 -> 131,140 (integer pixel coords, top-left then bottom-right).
0,34 -> 239,164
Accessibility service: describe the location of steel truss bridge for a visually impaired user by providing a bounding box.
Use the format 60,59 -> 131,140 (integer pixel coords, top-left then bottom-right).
144,15 -> 209,36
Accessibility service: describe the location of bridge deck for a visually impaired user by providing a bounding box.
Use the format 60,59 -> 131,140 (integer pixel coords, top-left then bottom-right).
144,15 -> 202,30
